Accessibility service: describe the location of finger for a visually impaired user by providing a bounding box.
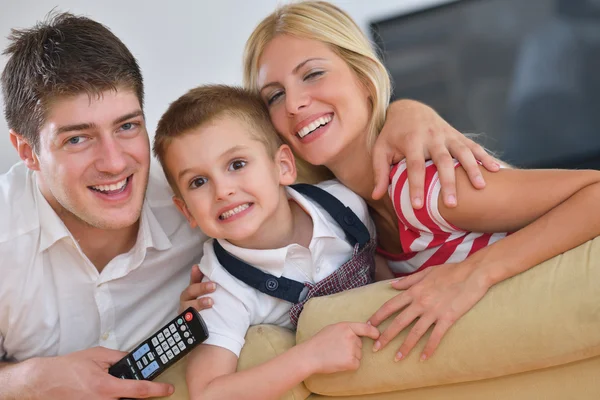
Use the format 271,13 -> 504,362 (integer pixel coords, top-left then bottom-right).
180,282 -> 216,303
368,292 -> 412,328
403,149 -> 427,209
395,316 -> 435,361
374,306 -> 422,352
111,378 -> 174,399
468,142 -> 500,172
349,322 -> 381,340
449,141 -> 486,189
180,298 -> 213,314
390,269 -> 428,291
429,144 -> 458,208
92,347 -> 129,365
420,319 -> 453,361
372,140 -> 402,200
189,264 -> 204,284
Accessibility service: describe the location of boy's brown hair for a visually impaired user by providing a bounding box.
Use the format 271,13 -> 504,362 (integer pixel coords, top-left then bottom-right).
1,11 -> 144,152
153,85 -> 283,197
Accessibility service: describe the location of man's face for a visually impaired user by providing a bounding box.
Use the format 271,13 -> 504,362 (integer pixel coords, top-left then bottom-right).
33,88 -> 150,231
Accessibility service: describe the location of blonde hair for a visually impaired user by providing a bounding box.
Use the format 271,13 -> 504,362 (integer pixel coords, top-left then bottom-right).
243,0 -> 391,183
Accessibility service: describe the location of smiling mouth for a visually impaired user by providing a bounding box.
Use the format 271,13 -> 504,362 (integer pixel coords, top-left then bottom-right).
296,114 -> 332,138
219,203 -> 252,220
89,175 -> 131,194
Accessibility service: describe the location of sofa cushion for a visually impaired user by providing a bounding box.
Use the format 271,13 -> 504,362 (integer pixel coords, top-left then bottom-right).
296,237 -> 600,396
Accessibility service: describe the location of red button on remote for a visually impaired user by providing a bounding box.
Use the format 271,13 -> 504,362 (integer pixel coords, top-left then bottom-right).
184,312 -> 193,322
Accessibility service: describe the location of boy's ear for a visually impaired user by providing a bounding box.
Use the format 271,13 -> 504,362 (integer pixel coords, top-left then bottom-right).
10,130 -> 40,171
276,144 -> 297,185
172,196 -> 198,229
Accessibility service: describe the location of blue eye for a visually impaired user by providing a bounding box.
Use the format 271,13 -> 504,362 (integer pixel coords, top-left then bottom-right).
189,177 -> 208,189
120,122 -> 138,131
66,136 -> 87,146
228,160 -> 247,171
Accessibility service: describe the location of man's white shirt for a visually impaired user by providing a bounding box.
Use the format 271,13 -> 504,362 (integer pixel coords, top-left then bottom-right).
198,181 -> 375,357
0,162 -> 206,361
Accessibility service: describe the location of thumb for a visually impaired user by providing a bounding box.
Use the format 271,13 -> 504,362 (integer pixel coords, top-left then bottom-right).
91,346 -> 129,365
371,141 -> 398,200
351,323 -> 381,340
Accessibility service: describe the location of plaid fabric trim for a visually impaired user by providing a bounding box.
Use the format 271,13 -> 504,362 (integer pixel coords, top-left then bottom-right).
289,239 -> 376,326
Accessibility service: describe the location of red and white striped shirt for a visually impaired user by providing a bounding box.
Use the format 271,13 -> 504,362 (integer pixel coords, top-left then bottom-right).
379,160 -> 508,277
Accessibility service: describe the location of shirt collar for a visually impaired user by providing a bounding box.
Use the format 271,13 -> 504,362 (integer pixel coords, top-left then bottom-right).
215,185 -> 338,276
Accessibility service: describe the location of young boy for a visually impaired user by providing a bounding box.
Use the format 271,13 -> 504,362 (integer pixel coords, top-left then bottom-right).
153,85 -> 381,399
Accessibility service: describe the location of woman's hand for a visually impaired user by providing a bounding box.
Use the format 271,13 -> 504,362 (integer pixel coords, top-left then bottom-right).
179,265 -> 217,313
368,262 -> 490,361
372,100 -> 500,208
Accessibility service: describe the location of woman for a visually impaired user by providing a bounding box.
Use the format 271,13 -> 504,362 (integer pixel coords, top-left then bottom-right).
238,0 -> 600,363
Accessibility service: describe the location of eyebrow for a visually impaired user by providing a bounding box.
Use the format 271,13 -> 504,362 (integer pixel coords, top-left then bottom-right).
176,145 -> 249,182
55,110 -> 144,136
259,57 -> 326,93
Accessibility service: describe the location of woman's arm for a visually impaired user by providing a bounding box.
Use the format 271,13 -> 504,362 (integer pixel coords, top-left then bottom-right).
369,166 -> 600,361
186,323 -> 379,400
372,100 -> 500,207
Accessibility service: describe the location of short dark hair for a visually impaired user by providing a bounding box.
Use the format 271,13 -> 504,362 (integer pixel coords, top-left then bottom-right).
1,11 -> 144,151
153,85 -> 282,197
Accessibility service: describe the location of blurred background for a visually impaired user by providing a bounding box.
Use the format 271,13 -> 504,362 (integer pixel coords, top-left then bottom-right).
0,0 -> 598,173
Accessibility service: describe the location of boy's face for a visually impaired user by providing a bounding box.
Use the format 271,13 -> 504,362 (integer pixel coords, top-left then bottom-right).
165,117 -> 296,247
13,88 -> 150,231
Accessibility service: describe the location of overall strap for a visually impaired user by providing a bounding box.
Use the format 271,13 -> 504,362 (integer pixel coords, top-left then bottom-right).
290,183 -> 370,247
213,240 -> 306,303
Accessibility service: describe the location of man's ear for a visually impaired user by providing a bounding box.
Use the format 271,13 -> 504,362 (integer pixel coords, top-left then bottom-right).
10,130 -> 40,171
276,144 -> 297,185
172,196 -> 198,229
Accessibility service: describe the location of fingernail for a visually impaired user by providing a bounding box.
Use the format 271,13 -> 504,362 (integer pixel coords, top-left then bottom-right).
209,283 -> 217,291
493,162 -> 501,170
169,385 -> 175,394
367,320 -> 372,325
474,175 -> 485,186
413,197 -> 422,208
394,352 -> 403,362
202,298 -> 213,306
372,341 -> 381,352
447,195 -> 456,206
420,353 -> 427,362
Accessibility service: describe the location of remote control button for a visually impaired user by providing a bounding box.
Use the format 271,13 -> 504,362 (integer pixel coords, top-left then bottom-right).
163,328 -> 171,338
178,341 -> 186,351
187,338 -> 193,345
142,356 -> 148,366
141,361 -> 160,379
177,318 -> 183,325
180,325 -> 187,332
156,346 -> 164,355
169,324 -> 177,333
184,331 -> 190,338
173,346 -> 180,356
148,352 -> 155,361
136,361 -> 143,370
160,355 -> 169,365
133,343 -> 150,361
166,350 -> 174,360
126,358 -> 132,366
185,312 -> 193,322
161,342 -> 169,351
158,332 -> 165,342
151,337 -> 159,347
173,332 -> 181,342
167,337 -> 175,347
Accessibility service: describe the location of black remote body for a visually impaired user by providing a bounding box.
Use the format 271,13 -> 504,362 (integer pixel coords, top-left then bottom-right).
109,307 -> 209,381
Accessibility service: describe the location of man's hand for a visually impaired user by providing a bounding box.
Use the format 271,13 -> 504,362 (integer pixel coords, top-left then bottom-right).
372,100 -> 500,208
2,347 -> 174,399
179,265 -> 216,313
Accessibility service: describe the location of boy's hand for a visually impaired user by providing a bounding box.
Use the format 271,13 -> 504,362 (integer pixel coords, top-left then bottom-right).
303,322 -> 380,375
179,265 -> 217,313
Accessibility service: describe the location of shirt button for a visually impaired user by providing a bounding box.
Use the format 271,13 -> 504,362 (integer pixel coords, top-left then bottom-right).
101,332 -> 110,341
316,267 -> 321,273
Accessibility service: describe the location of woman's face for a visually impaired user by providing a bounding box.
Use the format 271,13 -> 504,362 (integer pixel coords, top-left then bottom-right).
257,34 -> 371,168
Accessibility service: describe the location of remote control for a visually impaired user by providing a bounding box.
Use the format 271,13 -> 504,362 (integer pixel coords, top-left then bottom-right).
109,307 -> 209,381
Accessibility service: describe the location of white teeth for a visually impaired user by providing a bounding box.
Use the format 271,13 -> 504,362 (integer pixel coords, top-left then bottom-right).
297,115 -> 332,138
220,203 -> 250,220
91,177 -> 128,193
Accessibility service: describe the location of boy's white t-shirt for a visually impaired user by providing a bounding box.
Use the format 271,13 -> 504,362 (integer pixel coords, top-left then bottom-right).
197,180 -> 375,356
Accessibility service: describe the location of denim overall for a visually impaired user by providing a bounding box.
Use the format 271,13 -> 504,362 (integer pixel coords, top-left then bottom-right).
213,184 -> 376,326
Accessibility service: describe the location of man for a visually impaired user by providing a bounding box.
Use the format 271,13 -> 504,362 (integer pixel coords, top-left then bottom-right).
0,10 -> 494,400
0,13 -> 215,399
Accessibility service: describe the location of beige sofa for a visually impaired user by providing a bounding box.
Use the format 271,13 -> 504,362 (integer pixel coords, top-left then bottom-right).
157,236 -> 600,399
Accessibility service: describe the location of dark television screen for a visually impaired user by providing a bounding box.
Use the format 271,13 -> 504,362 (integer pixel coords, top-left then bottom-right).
371,0 -> 600,169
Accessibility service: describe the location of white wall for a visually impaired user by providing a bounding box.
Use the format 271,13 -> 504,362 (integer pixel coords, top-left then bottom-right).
0,0 -> 452,173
